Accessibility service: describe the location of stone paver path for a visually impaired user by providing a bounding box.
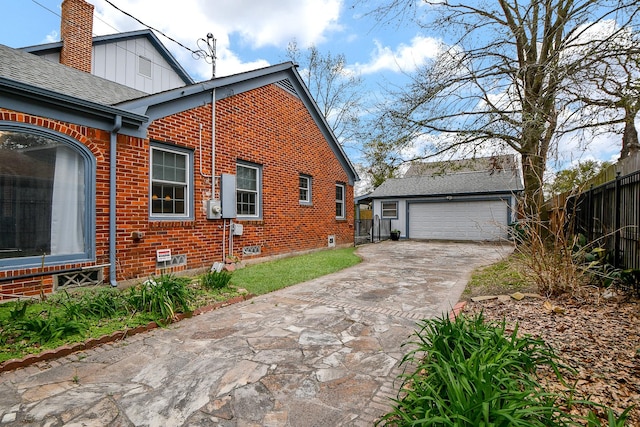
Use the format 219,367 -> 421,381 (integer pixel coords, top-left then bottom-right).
0,240 -> 512,426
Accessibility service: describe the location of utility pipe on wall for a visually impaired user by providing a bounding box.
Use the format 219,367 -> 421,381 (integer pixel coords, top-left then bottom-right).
109,115 -> 122,287
212,88 -> 216,199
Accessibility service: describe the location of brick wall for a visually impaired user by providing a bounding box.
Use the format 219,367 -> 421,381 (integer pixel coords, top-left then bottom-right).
0,82 -> 354,298
115,83 -> 354,280
60,0 -> 94,73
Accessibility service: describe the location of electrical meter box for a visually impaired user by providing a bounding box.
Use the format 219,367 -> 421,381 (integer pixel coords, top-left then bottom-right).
206,200 -> 222,220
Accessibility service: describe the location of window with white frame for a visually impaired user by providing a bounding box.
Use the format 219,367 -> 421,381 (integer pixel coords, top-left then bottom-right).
150,144 -> 191,217
237,162 -> 261,218
381,201 -> 398,219
299,174 -> 312,204
0,126 -> 94,268
335,183 -> 345,219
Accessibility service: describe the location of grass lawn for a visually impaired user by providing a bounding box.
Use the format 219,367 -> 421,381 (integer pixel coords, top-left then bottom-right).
231,247 -> 361,295
462,253 -> 535,299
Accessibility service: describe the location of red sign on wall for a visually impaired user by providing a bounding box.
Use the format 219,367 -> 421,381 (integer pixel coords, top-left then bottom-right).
156,249 -> 172,262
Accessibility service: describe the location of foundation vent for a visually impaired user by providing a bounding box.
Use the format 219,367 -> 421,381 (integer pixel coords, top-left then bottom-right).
55,268 -> 103,289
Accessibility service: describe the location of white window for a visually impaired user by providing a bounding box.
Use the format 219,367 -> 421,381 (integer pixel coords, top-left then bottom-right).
335,183 -> 345,219
381,201 -> 398,219
299,174 -> 312,204
151,145 -> 191,217
237,162 -> 261,218
0,128 -> 94,268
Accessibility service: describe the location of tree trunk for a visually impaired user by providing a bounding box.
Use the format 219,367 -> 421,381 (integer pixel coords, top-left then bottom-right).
520,151 -> 546,221
619,106 -> 640,160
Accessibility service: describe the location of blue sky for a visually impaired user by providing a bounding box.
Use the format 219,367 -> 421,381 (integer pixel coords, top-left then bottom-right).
1,0 -> 437,82
0,0 -> 627,172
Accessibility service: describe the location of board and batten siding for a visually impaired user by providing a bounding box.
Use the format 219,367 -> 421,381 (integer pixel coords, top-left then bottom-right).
92,37 -> 186,93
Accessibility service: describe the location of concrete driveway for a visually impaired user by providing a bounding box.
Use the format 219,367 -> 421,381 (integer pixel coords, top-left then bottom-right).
0,241 -> 511,426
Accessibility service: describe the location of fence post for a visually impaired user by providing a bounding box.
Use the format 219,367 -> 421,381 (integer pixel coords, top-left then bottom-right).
614,172 -> 621,268
587,185 -> 593,242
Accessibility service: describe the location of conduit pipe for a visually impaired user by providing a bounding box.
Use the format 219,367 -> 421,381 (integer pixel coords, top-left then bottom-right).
212,88 -> 216,199
109,115 -> 122,287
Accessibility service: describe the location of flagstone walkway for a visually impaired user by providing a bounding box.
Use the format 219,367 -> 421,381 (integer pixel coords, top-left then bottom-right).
0,240 -> 512,426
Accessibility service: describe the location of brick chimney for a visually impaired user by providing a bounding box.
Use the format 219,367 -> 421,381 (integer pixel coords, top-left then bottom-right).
60,0 -> 94,73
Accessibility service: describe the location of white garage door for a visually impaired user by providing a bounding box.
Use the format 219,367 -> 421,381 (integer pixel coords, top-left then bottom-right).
409,200 -> 509,241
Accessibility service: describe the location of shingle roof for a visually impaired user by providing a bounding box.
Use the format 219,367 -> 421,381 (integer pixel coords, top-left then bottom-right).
404,155 -> 518,177
368,169 -> 524,198
0,44 -> 146,105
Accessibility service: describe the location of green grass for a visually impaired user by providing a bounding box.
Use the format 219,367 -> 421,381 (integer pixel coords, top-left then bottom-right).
0,277 -> 239,363
463,254 -> 530,299
231,247 -> 361,295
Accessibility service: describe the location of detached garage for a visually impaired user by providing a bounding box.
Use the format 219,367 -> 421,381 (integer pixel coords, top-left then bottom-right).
363,156 -> 523,242
408,199 -> 511,241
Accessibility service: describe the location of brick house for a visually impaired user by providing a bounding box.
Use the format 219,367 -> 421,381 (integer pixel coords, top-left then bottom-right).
0,11 -> 357,299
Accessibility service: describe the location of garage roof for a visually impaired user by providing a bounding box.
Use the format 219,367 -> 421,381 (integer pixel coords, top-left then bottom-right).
368,169 -> 524,198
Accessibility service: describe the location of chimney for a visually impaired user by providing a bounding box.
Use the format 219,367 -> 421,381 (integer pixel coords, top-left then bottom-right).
60,0 -> 94,73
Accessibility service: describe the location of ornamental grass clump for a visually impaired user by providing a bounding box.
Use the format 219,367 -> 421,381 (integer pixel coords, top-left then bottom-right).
380,313 -> 578,426
380,313 -> 633,426
200,270 -> 232,290
126,275 -> 193,323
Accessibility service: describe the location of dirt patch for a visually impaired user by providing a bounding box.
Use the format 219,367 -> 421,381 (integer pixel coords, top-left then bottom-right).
465,293 -> 640,425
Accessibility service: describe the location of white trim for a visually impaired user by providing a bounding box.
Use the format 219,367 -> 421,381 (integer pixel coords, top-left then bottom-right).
335,183 -> 346,219
149,144 -> 191,219
236,162 -> 262,219
299,174 -> 312,204
381,200 -> 398,219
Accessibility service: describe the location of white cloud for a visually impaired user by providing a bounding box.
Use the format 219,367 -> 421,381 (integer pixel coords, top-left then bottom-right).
91,0 -> 342,79
353,35 -> 443,75
44,31 -> 58,44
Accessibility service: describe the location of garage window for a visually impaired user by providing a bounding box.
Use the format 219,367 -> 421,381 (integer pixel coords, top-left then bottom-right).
381,201 -> 398,219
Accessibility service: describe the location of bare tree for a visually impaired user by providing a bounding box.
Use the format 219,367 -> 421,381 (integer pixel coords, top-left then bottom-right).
287,42 -> 363,149
364,0 -> 639,218
563,29 -> 640,160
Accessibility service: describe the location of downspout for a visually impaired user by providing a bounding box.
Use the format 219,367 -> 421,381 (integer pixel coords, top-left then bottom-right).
212,88 -> 216,203
110,115 -> 122,287
213,88 -> 224,262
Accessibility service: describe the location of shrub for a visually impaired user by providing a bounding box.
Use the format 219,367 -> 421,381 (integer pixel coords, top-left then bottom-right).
18,314 -> 86,344
380,313 -> 632,426
379,313 -> 571,426
200,270 -> 232,290
126,275 -> 193,322
76,287 -> 130,319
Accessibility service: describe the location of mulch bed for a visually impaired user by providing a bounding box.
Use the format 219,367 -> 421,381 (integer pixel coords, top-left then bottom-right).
465,292 -> 640,426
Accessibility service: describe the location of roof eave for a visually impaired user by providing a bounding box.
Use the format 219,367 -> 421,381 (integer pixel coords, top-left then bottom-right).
369,188 -> 523,199
0,77 -> 148,137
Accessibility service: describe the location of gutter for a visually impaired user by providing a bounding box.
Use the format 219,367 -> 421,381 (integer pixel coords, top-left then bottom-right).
110,116 -> 122,287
